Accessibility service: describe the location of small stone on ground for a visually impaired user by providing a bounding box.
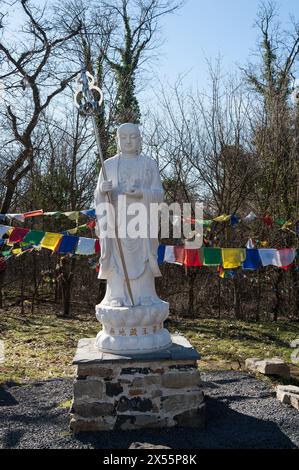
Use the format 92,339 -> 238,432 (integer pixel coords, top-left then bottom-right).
276,385 -> 299,410
245,357 -> 290,378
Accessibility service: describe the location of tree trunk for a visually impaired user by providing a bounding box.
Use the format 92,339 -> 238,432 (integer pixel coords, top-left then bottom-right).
233,274 -> 242,320
187,270 -> 196,318
60,257 -> 76,317
273,270 -> 284,322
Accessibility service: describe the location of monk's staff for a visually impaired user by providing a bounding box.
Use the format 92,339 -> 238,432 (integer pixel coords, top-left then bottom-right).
74,68 -> 135,306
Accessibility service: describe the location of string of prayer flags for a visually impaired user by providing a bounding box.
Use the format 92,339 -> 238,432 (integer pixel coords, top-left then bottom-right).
75,237 -> 96,256
222,248 -> 246,269
57,235 -> 79,254
41,233 -> 63,251
8,227 -> 30,244
203,247 -> 222,266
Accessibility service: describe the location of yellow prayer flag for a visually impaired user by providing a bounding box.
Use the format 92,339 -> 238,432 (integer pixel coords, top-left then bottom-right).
41,233 -> 63,251
281,220 -> 293,231
260,241 -> 269,247
222,248 -> 246,269
12,248 -> 22,255
213,215 -> 231,223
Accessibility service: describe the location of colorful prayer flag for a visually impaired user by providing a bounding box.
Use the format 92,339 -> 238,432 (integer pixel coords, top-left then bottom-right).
0,225 -> 11,238
258,249 -> 281,267
213,214 -> 231,223
157,245 -> 166,265
57,235 -> 79,254
222,248 -> 246,269
8,227 -> 30,243
203,247 -> 222,266
242,249 -> 262,270
184,249 -> 203,267
75,237 -> 96,255
23,230 -> 45,246
41,233 -> 63,251
23,209 -> 44,218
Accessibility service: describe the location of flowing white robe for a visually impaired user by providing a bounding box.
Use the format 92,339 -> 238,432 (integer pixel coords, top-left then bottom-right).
94,154 -> 163,306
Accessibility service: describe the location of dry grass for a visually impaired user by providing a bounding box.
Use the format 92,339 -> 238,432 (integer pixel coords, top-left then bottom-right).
0,305 -> 299,384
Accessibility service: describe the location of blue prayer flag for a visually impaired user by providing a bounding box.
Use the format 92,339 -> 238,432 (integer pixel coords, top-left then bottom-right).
242,249 -> 262,270
57,235 -> 79,254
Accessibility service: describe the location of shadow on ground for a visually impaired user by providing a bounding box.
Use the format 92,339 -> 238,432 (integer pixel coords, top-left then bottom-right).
0,373 -> 298,449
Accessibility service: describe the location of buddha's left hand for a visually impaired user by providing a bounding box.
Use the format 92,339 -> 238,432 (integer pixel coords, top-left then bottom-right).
125,189 -> 143,199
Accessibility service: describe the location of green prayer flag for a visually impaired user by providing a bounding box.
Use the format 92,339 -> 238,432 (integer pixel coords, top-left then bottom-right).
23,230 -> 45,245
203,247 -> 222,266
1,250 -> 11,257
196,219 -> 213,227
275,219 -> 286,227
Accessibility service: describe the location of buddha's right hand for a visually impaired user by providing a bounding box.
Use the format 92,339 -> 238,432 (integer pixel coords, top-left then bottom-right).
100,180 -> 113,193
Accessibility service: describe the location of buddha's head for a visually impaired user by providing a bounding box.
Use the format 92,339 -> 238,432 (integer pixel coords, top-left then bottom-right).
116,123 -> 141,156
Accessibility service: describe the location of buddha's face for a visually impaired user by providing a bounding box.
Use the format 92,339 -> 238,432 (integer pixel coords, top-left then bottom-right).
117,123 -> 141,155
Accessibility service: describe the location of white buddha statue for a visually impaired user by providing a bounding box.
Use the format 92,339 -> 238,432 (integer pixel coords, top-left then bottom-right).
94,123 -> 172,354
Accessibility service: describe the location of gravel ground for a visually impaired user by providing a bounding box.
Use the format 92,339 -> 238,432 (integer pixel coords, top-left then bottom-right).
0,371 -> 298,449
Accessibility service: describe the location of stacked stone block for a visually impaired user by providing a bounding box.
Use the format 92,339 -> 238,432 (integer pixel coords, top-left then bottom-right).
70,336 -> 205,432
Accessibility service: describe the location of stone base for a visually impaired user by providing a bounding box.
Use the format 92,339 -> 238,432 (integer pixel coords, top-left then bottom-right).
70,335 -> 205,432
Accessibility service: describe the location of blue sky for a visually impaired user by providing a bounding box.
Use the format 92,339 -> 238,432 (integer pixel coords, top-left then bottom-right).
140,0 -> 299,100
3,0 -> 299,101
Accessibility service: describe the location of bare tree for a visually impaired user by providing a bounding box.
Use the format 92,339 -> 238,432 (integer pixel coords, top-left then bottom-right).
0,0 -> 82,214
101,0 -> 184,124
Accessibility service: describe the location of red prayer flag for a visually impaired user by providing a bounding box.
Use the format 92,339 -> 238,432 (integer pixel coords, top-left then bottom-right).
87,220 -> 96,229
184,249 -> 203,267
280,264 -> 293,271
8,227 -> 30,243
95,239 -> 100,253
24,209 -> 44,219
262,215 -> 273,227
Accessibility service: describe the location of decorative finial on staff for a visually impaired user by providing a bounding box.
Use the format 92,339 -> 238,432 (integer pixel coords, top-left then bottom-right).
74,70 -> 103,116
